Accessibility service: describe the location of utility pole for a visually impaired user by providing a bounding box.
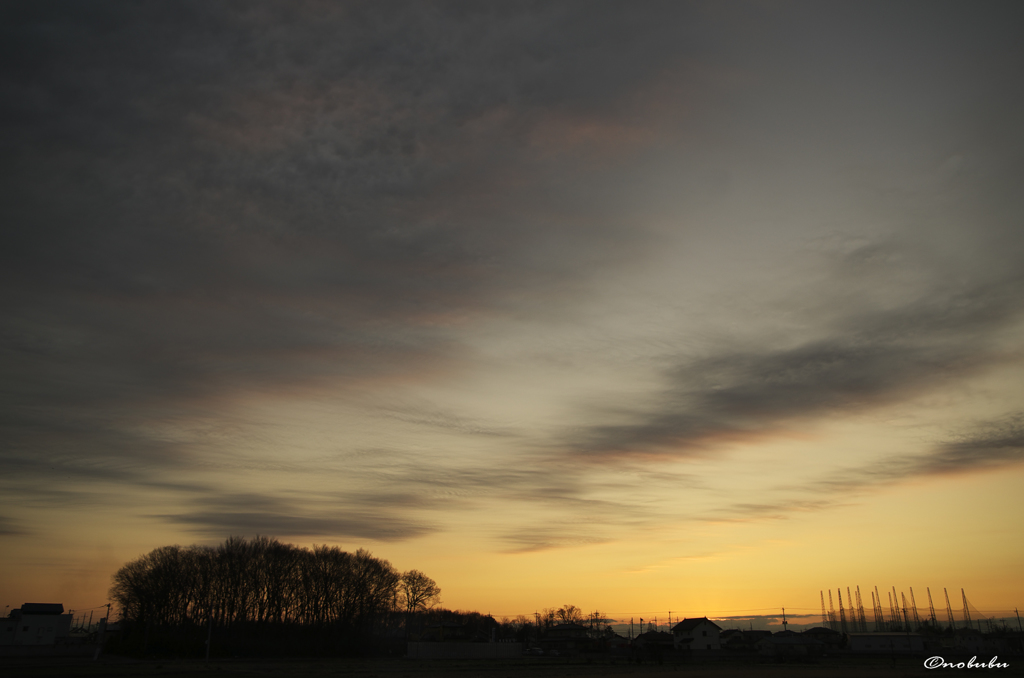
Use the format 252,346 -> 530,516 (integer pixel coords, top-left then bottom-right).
93,603 -> 111,661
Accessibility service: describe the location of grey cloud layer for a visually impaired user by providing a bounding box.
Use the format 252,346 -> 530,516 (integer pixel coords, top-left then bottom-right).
573,273 -> 1024,457
2,2 -> 1024,542
155,492 -> 434,542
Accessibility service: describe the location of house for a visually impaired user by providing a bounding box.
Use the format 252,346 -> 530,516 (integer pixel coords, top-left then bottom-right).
802,626 -> 844,651
720,628 -> 772,653
634,630 -> 674,650
1,603 -> 73,646
541,623 -> 590,655
672,617 -> 721,651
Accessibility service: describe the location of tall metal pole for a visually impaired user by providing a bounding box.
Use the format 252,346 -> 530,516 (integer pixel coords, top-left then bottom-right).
961,589 -> 973,631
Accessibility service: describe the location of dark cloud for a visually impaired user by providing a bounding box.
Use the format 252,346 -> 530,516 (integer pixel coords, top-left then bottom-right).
571,275 -> 1024,458
154,492 -> 435,542
2,1 -> 1023,547
0,515 -> 28,536
498,524 -> 612,554
0,2 -> 705,488
828,414 -> 1024,488
707,415 -> 1024,522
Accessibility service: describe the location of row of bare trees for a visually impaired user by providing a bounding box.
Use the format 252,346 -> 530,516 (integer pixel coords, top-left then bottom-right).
109,536 -> 439,655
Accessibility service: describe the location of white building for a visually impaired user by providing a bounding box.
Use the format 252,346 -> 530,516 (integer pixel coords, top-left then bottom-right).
1,603 -> 73,646
672,617 -> 721,651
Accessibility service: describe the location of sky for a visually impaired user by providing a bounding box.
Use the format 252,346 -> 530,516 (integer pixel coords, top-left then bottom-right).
2,1 -> 1023,627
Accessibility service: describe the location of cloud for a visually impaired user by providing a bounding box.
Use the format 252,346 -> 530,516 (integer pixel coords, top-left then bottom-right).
707,414 -> 1024,522
824,414 -> 1024,490
154,492 -> 436,542
0,515 -> 28,536
2,1 -> 1024,555
498,525 -> 612,554
568,274 -> 1024,459
0,2 -> 704,484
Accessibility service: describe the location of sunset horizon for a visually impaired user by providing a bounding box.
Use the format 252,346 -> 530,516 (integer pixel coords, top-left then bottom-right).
2,1 -> 1022,642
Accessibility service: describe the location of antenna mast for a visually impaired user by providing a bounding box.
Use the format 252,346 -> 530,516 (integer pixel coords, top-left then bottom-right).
926,588 -> 937,627
855,586 -> 867,633
961,589 -> 973,630
874,587 -> 886,631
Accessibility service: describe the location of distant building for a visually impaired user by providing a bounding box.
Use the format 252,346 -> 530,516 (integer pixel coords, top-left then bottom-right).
847,632 -> 924,654
634,630 -> 674,650
420,621 -> 466,642
802,626 -> 844,651
672,617 -> 721,651
1,604 -> 73,646
756,630 -> 824,658
720,628 -> 772,653
541,623 -> 590,654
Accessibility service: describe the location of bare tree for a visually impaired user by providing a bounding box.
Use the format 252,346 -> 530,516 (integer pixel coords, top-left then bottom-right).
399,569 -> 441,613
556,604 -> 583,624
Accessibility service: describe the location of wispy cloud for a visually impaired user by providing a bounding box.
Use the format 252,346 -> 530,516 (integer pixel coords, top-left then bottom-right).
154,492 -> 436,542
0,515 -> 28,536
707,414 -> 1024,522
569,275 -> 1024,459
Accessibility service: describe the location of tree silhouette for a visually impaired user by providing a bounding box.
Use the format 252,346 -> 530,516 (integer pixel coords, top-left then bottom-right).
399,570 -> 441,613
556,604 -> 583,624
108,536 -> 420,657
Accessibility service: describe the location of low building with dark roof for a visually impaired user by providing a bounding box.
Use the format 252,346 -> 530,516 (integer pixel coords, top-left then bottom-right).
1,603 -> 73,646
672,617 -> 721,651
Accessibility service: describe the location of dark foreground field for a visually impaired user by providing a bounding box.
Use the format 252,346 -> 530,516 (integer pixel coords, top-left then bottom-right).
5,656 -> 1024,678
